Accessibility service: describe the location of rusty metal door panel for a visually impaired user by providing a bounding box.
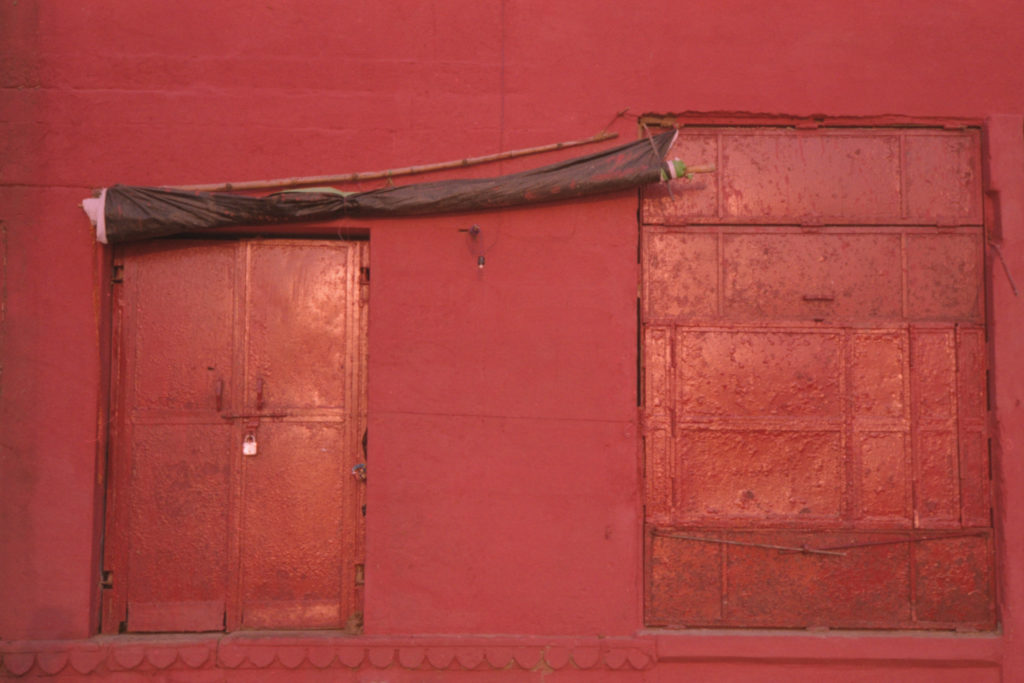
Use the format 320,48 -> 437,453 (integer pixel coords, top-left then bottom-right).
849,330 -> 909,419
722,232 -> 903,321
642,128 -> 982,226
124,424 -> 233,632
906,230 -> 984,321
670,329 -> 847,524
644,327 -> 989,532
125,243 -> 237,413
910,328 -> 961,528
643,231 -> 718,320
646,531 -> 723,625
106,242 -> 236,633
245,244 -> 351,412
644,226 -> 984,325
646,530 -> 912,629
642,327 -> 675,525
644,425 -> 674,525
238,241 -> 362,630
674,329 -> 843,418
723,531 -> 913,628
903,132 -> 984,224
241,422 -> 351,629
641,125 -> 993,630
675,429 -> 844,523
849,330 -> 913,525
914,533 -> 996,627
647,529 -> 994,629
642,327 -> 672,420
854,431 -> 912,522
720,131 -> 902,222
105,239 -> 366,634
958,327 -> 991,527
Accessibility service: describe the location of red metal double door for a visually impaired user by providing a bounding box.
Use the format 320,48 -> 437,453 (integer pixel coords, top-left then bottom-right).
103,239 -> 367,633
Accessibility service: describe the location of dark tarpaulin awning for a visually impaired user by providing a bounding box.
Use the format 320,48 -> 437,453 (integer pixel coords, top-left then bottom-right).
85,131 -> 678,244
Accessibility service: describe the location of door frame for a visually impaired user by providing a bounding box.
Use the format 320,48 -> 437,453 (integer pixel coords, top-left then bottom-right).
100,236 -> 368,634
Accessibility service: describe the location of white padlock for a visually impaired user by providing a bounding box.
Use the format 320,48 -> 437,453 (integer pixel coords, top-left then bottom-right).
242,433 -> 258,456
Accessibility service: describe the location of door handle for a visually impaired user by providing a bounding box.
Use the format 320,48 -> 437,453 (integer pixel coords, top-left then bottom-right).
214,379 -> 224,412
256,378 -> 264,411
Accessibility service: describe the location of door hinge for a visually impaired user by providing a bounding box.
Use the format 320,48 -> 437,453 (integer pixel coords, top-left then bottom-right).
101,570 -> 114,589
112,264 -> 124,283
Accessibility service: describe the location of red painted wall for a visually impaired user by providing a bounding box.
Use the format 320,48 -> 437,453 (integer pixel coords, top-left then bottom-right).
2,0 -> 1024,679
366,203 -> 642,635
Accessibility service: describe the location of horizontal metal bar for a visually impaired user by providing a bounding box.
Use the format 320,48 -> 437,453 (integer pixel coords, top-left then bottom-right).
810,531 -> 990,552
653,531 -> 847,557
220,413 -> 292,419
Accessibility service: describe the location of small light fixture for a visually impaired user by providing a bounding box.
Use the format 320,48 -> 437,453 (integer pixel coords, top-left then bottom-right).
460,223 -> 491,271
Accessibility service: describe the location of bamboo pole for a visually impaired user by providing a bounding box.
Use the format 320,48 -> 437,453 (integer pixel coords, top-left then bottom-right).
167,130 -> 621,193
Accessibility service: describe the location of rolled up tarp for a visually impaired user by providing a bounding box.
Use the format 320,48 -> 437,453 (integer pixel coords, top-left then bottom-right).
83,131 -> 679,244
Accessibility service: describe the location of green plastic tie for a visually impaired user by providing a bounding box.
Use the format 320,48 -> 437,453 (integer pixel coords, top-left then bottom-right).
659,160 -> 691,182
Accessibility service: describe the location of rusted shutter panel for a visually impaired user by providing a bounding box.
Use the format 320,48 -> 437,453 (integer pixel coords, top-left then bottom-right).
642,127 -> 993,630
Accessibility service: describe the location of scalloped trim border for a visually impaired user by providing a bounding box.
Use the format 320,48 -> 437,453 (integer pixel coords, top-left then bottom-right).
0,638 -> 656,677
